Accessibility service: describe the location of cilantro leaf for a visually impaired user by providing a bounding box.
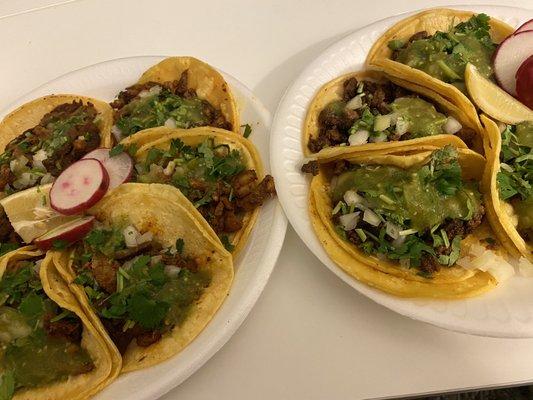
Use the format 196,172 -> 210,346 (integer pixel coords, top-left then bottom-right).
109,144 -> 124,157
175,238 -> 184,254
127,292 -> 169,329
241,124 -> 252,138
18,292 -> 44,319
0,371 -> 15,400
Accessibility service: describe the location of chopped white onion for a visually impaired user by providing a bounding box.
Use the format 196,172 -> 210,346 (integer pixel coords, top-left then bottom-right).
345,95 -> 363,110
370,132 -> 388,143
111,125 -> 123,142
395,117 -> 409,136
139,85 -> 162,98
348,130 -> 369,146
373,114 -> 391,132
518,257 -> 533,277
343,190 -> 364,206
468,252 -> 495,271
32,149 -> 48,170
163,161 -> 176,176
443,116 -> 462,134
339,212 -> 360,231
10,156 -> 29,174
123,225 -> 141,248
164,118 -> 177,129
40,173 -> 55,185
137,231 -> 153,245
385,221 -> 401,240
164,265 -> 181,278
12,172 -> 38,190
487,260 -> 515,283
468,243 -> 486,257
363,209 -> 381,227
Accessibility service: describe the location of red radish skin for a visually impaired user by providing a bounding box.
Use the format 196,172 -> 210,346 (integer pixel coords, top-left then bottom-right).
82,148 -> 133,189
516,19 -> 533,34
516,55 -> 533,109
34,216 -> 95,250
50,158 -> 109,215
493,30 -> 533,96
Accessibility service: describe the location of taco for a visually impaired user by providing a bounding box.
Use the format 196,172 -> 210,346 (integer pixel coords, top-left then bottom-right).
110,57 -> 239,141
366,9 -> 514,130
53,183 -> 233,372
304,70 -> 479,157
302,145 -> 513,298
120,126 -> 276,254
0,247 -> 119,399
481,115 -> 532,262
0,95 -> 113,257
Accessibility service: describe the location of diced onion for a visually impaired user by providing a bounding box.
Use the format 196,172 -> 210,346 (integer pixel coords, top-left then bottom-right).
443,116 -> 462,134
163,161 -> 176,176
339,212 -> 360,231
518,257 -> 533,277
111,125 -> 123,142
363,209 -> 381,227
164,118 -> 177,129
370,132 -> 387,143
343,190 -> 364,206
385,221 -> 401,240
487,260 -> 515,283
137,231 -> 153,245
345,95 -> 363,110
123,225 -> 141,248
164,265 -> 181,278
10,156 -> 29,174
40,173 -> 54,184
12,172 -> 38,190
348,130 -> 369,146
468,243 -> 486,257
373,114 -> 391,132
395,117 -> 409,136
32,149 -> 48,170
139,85 -> 162,98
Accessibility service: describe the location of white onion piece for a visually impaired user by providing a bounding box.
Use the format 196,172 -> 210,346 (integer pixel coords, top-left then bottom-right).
373,114 -> 391,132
370,133 -> 387,143
123,225 -> 141,248
363,209 -> 381,227
137,231 -> 153,245
40,173 -> 54,185
163,161 -> 176,176
343,190 -> 364,206
139,85 -> 161,98
443,116 -> 462,134
339,212 -> 360,231
468,243 -> 486,257
385,222 -> 401,240
395,117 -> 409,136
348,130 -> 369,146
164,118 -> 177,128
345,95 -> 363,110
164,265 -> 181,278
487,260 -> 515,283
111,125 -> 123,142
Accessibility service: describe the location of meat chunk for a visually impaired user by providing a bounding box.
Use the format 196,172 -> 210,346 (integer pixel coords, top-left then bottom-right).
232,170 -> 258,198
0,163 -> 14,191
44,314 -> 83,343
88,255 -> 120,293
136,330 -> 162,347
408,31 -> 429,43
110,82 -> 161,110
342,77 -> 359,101
301,160 -> 319,176
420,254 -> 440,275
236,175 -> 276,212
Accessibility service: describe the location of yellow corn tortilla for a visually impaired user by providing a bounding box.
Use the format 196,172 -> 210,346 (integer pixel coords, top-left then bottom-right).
304,70 -> 478,157
0,94 -> 113,152
0,247 -> 119,400
309,147 -> 501,298
122,126 -> 265,256
366,8 -> 514,133
134,56 -> 239,134
481,114 -> 532,261
53,183 -> 233,372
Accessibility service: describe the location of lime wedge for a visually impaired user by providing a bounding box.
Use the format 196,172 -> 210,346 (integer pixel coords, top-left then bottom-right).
0,184 -> 78,243
465,63 -> 533,124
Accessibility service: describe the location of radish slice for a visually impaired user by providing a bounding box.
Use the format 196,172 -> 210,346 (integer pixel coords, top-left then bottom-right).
516,55 -> 533,109
50,158 -> 109,215
82,148 -> 133,189
516,19 -> 533,34
493,30 -> 533,96
34,216 -> 95,250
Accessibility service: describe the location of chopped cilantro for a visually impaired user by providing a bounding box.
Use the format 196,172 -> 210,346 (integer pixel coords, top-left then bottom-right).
109,144 -> 124,157
175,238 -> 184,254
221,235 -> 235,252
52,239 -> 69,250
0,371 -> 15,400
241,124 -> 252,138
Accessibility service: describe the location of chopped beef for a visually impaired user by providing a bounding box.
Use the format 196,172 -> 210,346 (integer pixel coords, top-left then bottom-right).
114,241 -> 154,260
0,211 -> 22,246
44,313 -> 83,343
408,31 -> 429,43
0,164 -> 14,191
346,229 -> 362,246
88,255 -> 120,294
102,319 -> 163,354
466,205 -> 485,234
236,175 -> 276,211
342,77 -> 360,101
301,160 -> 319,176
330,160 -> 351,175
456,127 -> 477,149
420,254 -> 440,275
111,71 -> 232,130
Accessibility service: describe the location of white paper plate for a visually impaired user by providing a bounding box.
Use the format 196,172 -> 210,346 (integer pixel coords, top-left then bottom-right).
271,5 -> 533,338
0,56 -> 287,399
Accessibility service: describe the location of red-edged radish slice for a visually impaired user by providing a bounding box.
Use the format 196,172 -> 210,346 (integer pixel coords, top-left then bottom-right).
34,216 -> 95,250
494,30 -> 533,96
517,55 -> 533,109
516,19 -> 533,34
82,148 -> 133,189
50,158 -> 109,215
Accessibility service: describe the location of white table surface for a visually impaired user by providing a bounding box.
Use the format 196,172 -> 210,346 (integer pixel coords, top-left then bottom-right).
1,0 -> 532,399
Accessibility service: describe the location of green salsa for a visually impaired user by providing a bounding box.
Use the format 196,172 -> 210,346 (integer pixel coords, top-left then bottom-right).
330,146 -> 483,273
497,121 -> 533,238
392,14 -> 496,83
391,97 -> 448,138
0,260 -> 93,396
114,88 -> 216,137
